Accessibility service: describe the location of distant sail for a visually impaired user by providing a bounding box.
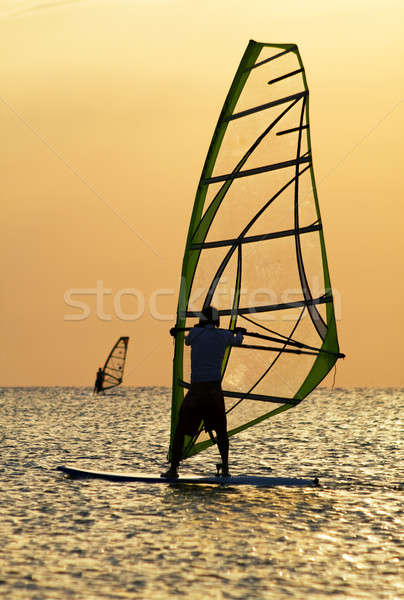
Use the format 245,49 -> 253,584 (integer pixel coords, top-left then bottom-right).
169,41 -> 344,460
95,337 -> 129,392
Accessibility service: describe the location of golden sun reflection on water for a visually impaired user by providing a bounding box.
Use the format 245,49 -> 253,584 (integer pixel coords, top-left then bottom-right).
0,386 -> 402,599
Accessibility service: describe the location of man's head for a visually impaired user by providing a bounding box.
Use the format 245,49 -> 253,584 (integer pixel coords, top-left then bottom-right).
199,306 -> 220,327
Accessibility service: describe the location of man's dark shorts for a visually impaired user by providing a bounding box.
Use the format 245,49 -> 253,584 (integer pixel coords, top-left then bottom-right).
179,381 -> 226,436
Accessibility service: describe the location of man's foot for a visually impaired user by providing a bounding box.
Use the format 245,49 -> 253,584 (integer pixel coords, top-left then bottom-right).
215,463 -> 230,477
160,467 -> 179,479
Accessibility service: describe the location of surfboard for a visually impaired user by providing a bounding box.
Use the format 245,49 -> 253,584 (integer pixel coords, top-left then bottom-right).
57,465 -> 319,487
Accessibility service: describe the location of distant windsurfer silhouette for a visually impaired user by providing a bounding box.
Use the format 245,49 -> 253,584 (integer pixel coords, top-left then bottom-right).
162,306 -> 245,479
94,367 -> 104,394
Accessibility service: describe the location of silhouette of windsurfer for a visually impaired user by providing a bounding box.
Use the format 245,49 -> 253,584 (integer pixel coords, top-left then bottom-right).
162,306 -> 245,479
94,367 -> 104,394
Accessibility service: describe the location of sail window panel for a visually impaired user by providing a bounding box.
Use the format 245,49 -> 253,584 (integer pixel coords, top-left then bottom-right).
224,347 -> 316,400
297,231 -> 329,340
225,395 -> 285,433
187,247 -> 239,313
297,229 -> 327,300
293,308 -> 328,346
241,306 -> 321,338
239,305 -> 326,357
238,310 -> 304,340
298,230 -> 325,278
295,168 -> 319,226
235,47 -> 304,115
203,168 -> 297,244
221,342 -> 316,411
234,179 -> 296,242
223,344 -> 279,393
313,299 -> 327,325
241,236 -> 304,309
248,347 -> 316,398
288,308 -> 328,354
223,321 -> 319,402
211,99 -> 307,181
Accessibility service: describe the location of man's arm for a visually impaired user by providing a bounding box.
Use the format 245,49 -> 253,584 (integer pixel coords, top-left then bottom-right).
170,326 -> 192,345
227,327 -> 245,346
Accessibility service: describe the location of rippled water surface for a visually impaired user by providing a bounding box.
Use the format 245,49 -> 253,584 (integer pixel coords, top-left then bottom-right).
0,387 -> 402,599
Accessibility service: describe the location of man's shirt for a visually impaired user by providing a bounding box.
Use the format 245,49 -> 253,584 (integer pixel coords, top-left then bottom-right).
185,324 -> 243,383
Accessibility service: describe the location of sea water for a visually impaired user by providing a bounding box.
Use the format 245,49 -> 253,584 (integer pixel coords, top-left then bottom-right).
0,387 -> 402,600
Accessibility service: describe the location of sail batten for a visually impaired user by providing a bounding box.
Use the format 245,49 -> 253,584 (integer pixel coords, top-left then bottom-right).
226,91 -> 306,121
268,68 -> 304,85
169,41 -> 343,462
178,380 -> 298,404
185,295 -> 332,317
277,124 -> 308,136
203,156 -> 310,184
191,223 -> 322,250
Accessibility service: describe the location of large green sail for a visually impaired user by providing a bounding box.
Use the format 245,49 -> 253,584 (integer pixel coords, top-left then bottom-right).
169,41 -> 344,460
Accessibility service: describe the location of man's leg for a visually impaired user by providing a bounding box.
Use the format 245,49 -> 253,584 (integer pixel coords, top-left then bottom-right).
212,386 -> 229,476
169,422 -> 185,473
161,391 -> 197,478
215,425 -> 229,476
160,417 -> 186,478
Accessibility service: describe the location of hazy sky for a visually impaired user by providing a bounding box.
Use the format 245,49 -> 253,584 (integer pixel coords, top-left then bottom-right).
1,0 -> 403,387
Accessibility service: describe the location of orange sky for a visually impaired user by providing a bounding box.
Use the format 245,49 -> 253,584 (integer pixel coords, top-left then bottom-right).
1,0 -> 403,387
